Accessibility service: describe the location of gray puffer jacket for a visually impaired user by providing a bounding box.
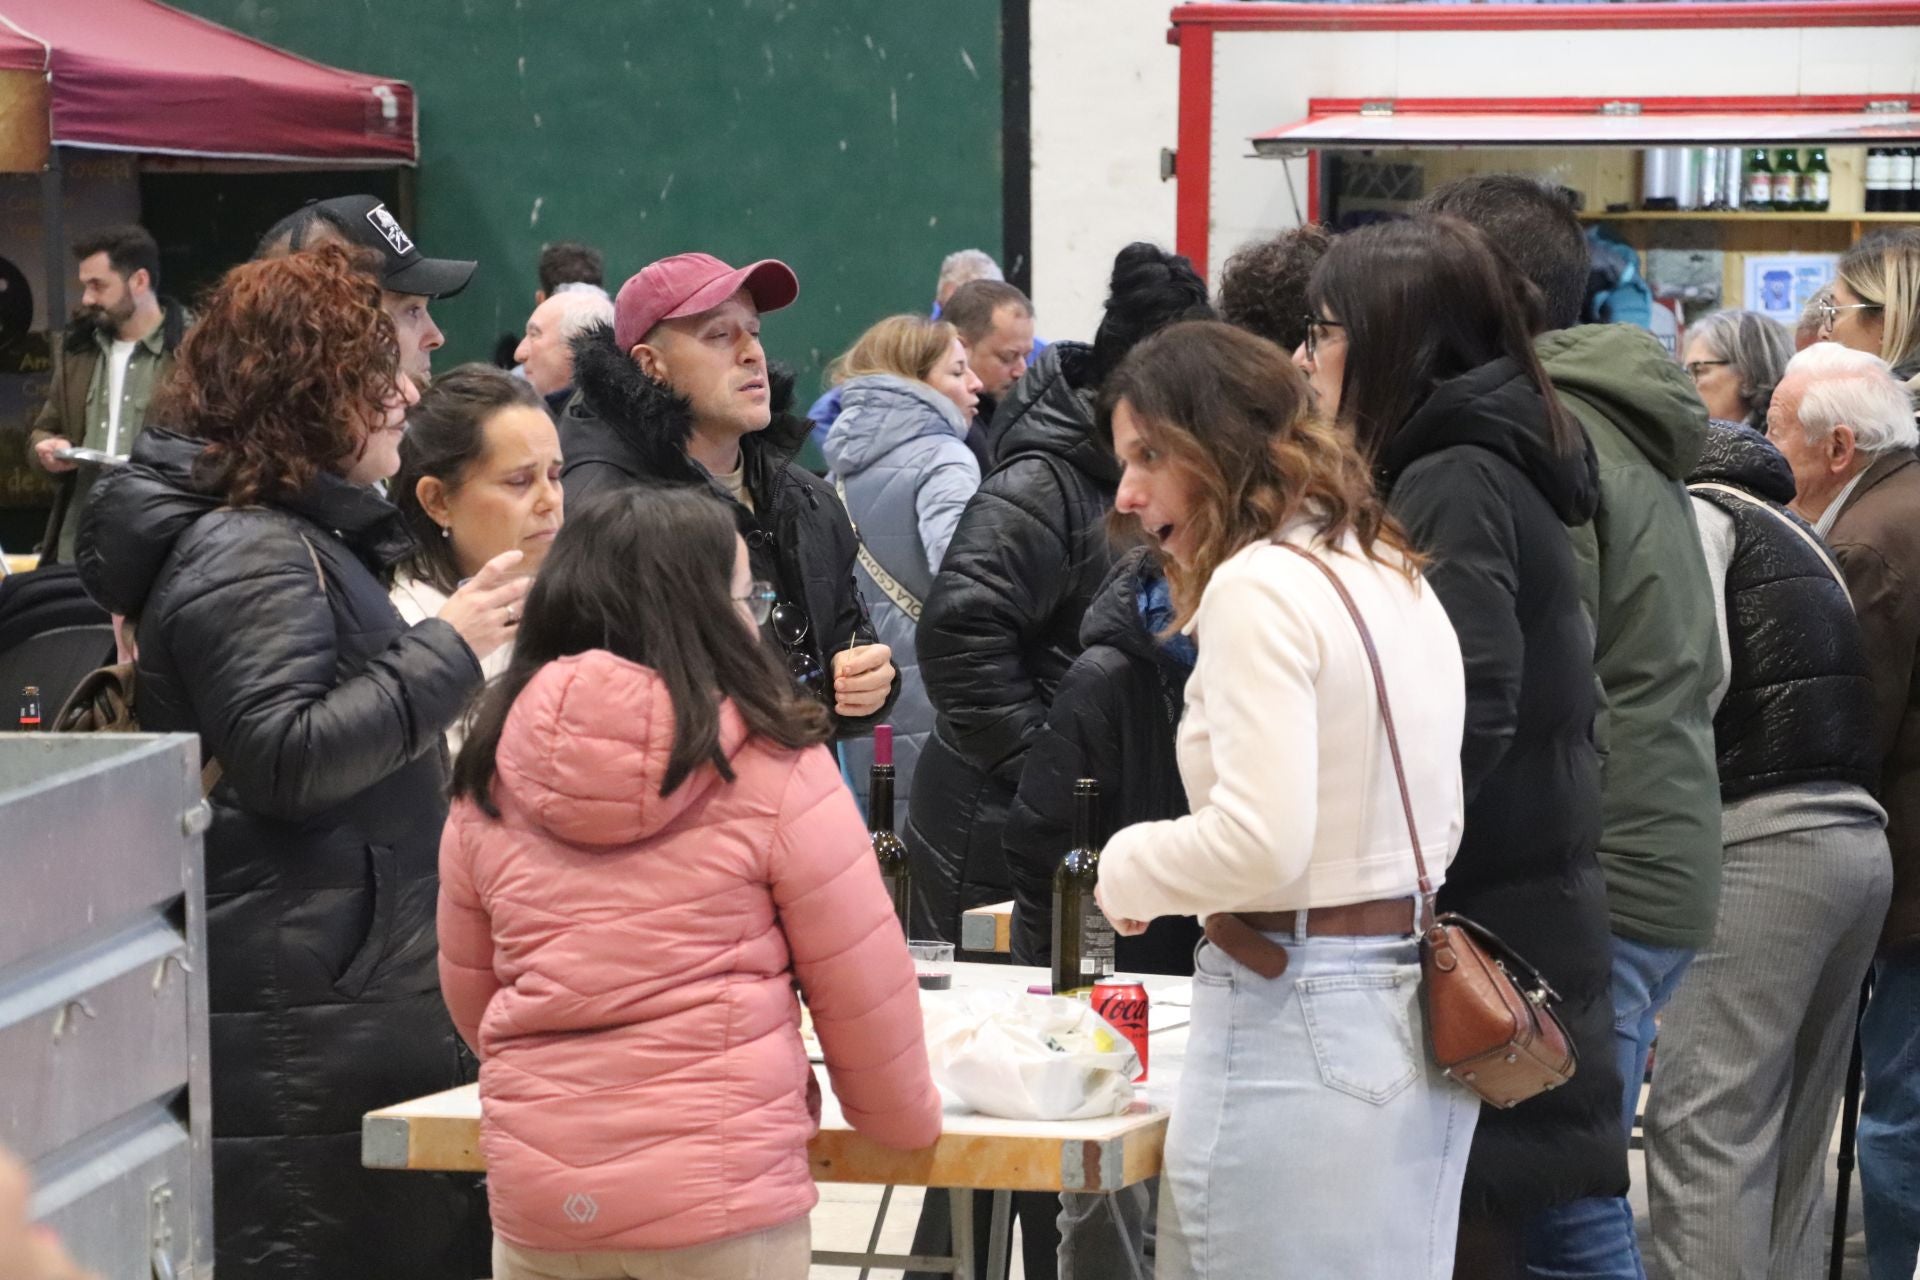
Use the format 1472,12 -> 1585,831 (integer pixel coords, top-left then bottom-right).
823,374 -> 981,821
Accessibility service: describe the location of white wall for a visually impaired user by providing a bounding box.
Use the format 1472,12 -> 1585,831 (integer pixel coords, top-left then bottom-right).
1029,0 -> 1183,344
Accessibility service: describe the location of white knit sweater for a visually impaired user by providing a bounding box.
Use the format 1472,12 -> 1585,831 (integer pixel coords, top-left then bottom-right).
1098,527 -> 1467,923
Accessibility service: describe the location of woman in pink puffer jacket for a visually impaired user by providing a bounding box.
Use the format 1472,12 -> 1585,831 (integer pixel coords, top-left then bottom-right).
437,488 -> 942,1280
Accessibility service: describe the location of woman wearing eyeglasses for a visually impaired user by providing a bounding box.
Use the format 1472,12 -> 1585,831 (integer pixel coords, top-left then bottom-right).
821,314 -> 984,822
439,486 -> 941,1280
1829,228 -> 1920,401
1682,311 -> 1793,431
1299,215 -> 1620,1279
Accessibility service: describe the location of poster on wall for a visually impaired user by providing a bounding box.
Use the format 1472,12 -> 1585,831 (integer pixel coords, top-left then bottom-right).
1743,254 -> 1839,326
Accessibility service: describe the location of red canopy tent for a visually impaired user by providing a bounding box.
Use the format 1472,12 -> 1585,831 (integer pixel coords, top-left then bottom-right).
0,0 -> 416,166
0,0 -> 418,320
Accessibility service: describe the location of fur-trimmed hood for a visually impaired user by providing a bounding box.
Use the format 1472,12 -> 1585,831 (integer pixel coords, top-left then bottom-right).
563,321 -> 806,493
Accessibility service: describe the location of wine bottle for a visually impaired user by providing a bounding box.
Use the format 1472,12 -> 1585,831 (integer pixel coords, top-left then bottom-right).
869,725 -> 911,933
1052,778 -> 1116,998
17,685 -> 40,731
1896,147 -> 1920,214
1867,148 -> 1894,213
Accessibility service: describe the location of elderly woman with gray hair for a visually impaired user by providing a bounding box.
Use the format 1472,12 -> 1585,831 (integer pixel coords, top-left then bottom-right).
1684,309 -> 1794,430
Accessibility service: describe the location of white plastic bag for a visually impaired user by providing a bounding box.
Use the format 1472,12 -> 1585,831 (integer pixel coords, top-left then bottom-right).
922,989 -> 1139,1121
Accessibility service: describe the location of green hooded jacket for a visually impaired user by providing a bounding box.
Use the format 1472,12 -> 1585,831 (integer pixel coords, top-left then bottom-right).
1538,325 -> 1725,950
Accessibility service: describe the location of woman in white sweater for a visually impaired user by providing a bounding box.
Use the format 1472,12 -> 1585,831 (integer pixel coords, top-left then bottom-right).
391,365 -> 564,752
1092,321 -> 1477,1279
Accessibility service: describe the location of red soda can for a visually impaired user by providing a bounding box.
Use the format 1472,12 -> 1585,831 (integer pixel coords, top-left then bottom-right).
1091,979 -> 1150,1082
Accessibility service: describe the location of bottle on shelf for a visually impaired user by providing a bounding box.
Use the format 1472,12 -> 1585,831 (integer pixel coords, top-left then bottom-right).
1896,146 -> 1920,214
1051,778 -> 1116,999
1867,147 -> 1894,213
868,725 -> 911,934
1719,147 -> 1744,212
17,685 -> 40,731
1744,148 -> 1774,212
1803,148 -> 1832,214
1770,148 -> 1802,212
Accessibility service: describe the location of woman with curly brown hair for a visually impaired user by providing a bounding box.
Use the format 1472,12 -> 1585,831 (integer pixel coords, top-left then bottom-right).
1092,320 -> 1475,1278
75,245 -> 524,1280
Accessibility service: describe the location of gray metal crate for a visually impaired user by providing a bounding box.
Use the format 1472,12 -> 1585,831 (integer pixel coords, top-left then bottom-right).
0,734 -> 212,1280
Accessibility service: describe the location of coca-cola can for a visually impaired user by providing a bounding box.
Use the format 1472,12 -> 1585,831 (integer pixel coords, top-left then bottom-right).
1092,979 -> 1150,1082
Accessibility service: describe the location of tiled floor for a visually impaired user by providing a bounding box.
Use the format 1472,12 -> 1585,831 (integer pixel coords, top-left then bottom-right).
805,1142 -> 1875,1279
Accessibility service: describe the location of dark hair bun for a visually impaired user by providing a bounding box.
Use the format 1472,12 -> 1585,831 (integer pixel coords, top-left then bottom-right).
1091,242 -> 1213,387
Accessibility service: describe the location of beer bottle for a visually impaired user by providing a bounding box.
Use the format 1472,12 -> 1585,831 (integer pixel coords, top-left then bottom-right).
868,726 -> 911,933
1770,149 -> 1801,211
1867,148 -> 1893,213
1744,148 -> 1774,212
1804,148 -> 1832,213
17,685 -> 40,731
1052,778 -> 1116,998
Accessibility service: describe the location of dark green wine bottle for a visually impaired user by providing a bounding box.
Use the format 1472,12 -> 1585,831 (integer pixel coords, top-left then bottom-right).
1052,778 -> 1116,998
870,726 -> 910,933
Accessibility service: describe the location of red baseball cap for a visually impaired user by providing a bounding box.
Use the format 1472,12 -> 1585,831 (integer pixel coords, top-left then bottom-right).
613,252 -> 799,351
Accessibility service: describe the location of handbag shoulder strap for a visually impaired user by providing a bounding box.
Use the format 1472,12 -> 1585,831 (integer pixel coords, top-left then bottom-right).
1687,480 -> 1853,608
1279,542 -> 1437,928
832,474 -> 924,622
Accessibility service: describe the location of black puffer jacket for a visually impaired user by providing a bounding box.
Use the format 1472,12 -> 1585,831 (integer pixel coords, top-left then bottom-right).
75,430 -> 490,1280
906,341 -> 1121,943
1377,357 -> 1626,1220
560,324 -> 895,738
1003,547 -> 1202,974
1688,421 -> 1880,799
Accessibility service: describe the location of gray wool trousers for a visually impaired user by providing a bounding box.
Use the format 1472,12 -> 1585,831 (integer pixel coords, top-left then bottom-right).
1644,815 -> 1892,1280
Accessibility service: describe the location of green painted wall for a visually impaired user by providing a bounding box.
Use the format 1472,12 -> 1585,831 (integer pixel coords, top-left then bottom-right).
164,0 -> 1003,397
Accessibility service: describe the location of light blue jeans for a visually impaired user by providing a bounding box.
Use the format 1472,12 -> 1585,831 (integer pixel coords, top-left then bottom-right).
1155,924 -> 1479,1280
1525,933 -> 1695,1280
1861,951 -> 1920,1280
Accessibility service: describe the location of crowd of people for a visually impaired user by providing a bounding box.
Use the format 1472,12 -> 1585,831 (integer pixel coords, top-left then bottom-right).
10,178 -> 1920,1280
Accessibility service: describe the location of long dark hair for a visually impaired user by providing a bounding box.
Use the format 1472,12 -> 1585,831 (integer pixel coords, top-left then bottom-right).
392,364 -> 546,594
452,487 -> 832,812
1308,215 -> 1580,461
1099,321 -> 1420,630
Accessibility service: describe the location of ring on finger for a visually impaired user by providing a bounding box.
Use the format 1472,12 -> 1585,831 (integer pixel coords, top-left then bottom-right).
506,605 -> 519,624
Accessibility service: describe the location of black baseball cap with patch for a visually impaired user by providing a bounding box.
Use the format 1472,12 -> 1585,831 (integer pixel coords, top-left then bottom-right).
300,194 -> 476,299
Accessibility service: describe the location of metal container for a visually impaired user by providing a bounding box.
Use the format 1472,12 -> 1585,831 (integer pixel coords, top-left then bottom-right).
1639,147 -> 1679,210
0,735 -> 212,1280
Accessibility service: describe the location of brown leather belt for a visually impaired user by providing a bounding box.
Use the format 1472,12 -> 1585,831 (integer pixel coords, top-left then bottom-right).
1203,896 -> 1416,980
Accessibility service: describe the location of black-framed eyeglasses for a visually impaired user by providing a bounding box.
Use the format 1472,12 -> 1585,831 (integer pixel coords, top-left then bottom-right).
1301,315 -> 1345,363
734,579 -> 777,626
1684,359 -> 1729,381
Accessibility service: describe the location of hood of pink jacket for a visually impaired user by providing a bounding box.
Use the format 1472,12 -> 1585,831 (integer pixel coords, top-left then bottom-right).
437,648 -> 942,1254
494,650 -> 748,847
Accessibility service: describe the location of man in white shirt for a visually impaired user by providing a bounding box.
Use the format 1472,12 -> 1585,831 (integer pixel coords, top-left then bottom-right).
26,224 -> 186,563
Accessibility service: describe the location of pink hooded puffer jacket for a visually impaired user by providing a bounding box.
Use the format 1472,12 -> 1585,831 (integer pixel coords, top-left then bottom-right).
438,650 -> 942,1253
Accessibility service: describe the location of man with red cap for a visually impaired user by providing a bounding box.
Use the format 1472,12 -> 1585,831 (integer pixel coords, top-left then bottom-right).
560,252 -> 898,732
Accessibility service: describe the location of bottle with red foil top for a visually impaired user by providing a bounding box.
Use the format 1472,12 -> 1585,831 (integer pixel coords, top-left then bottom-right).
869,725 -> 912,933
17,684 -> 41,731
1092,978 -> 1149,1082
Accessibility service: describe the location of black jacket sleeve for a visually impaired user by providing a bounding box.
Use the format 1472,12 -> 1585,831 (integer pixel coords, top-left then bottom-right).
158,525 -> 483,822
560,459 -> 638,513
1389,451 -> 1526,802
1003,647 -> 1132,966
917,458 -> 1070,781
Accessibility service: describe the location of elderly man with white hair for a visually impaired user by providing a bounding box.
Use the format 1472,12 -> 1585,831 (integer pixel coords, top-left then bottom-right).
514,285 -> 614,418
1767,340 -> 1920,1280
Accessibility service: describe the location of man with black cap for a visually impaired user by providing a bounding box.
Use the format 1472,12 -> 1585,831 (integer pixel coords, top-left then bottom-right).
255,194 -> 475,389
561,251 -> 899,734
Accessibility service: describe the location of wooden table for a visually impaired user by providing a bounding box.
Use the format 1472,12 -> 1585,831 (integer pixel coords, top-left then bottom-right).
364,965 -> 1189,1276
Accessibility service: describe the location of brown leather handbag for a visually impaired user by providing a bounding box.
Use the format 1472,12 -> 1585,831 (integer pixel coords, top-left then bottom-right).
1283,544 -> 1576,1110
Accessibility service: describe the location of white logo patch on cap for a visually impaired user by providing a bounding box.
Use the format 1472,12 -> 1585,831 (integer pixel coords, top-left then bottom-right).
365,204 -> 414,256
